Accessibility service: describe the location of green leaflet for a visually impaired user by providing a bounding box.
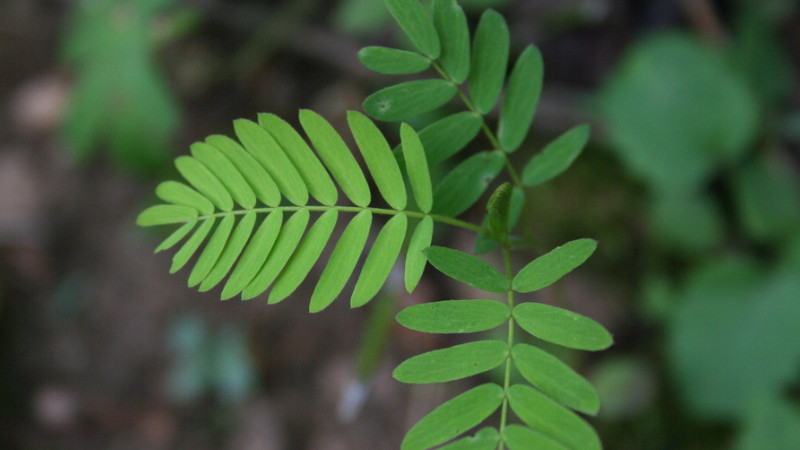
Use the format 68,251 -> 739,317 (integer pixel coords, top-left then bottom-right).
310,210 -> 372,312
475,186 -> 524,255
155,181 -> 213,215
424,246 -> 509,293
514,303 -> 613,351
468,10 -> 509,114
364,79 -> 457,122
221,210 -> 283,299
433,0 -> 470,83
512,343 -> 600,415
385,0 -> 440,58
233,119 -> 309,206
188,214 -> 235,287
396,299 -> 509,333
503,425 -> 568,450
486,182 -> 513,243
358,46 -> 431,74
137,204 -> 198,226
199,211 -> 257,292
439,427 -> 499,450
401,123 -> 433,213
171,216 -> 216,273
513,239 -> 597,293
401,383 -> 504,450
508,384 -> 601,450
348,111 -> 407,210
242,209 -> 310,300
404,216 -> 434,292
190,142 -> 256,208
393,340 -> 507,383
258,113 -> 338,206
206,134 -> 282,207
433,150 -> 505,217
522,124 -> 590,187
269,209 -> 338,304
413,111 -> 483,166
175,156 -> 233,212
155,219 -> 197,253
498,45 -> 544,152
351,213 -> 408,307
299,109 -> 371,207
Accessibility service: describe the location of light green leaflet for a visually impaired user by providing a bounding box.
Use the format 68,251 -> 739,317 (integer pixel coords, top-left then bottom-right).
393,340 -> 507,383
188,214 -> 235,287
512,343 -> 600,415
170,216 -> 215,273
385,0 -> 440,58
522,124 -> 590,187
498,45 -> 544,152
468,9 -> 509,114
258,113 -> 338,206
175,156 -> 233,211
155,219 -> 197,253
310,210 -> 372,313
348,111 -> 407,210
234,119 -> 309,206
351,213 -> 407,307
299,109 -> 371,207
190,142 -> 256,208
205,134 -> 281,207
396,299 -> 509,333
269,210 -> 338,304
415,111 -> 483,165
439,427 -> 499,450
513,238 -> 597,293
241,209 -> 310,300
503,425 -> 568,450
508,384 -> 601,450
221,210 -> 283,300
364,79 -> 457,121
402,383 -> 504,450
137,204 -> 197,226
433,150 -> 505,217
433,0 -> 470,83
155,181 -> 213,215
424,246 -> 509,293
514,303 -> 613,351
199,211 -> 256,292
404,216 -> 433,292
400,123 -> 432,213
358,46 -> 431,74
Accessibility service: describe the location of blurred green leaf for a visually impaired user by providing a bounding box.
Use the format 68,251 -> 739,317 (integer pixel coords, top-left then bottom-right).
735,393 -> 800,450
649,192 -> 725,254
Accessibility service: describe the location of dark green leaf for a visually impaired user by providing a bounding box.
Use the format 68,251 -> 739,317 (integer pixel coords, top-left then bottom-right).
486,182 -> 513,242
439,427 -> 499,450
401,123 -> 433,213
351,213 -> 408,307
397,299 -> 509,334
364,79 -> 457,121
514,303 -> 612,351
424,246 -> 508,293
498,45 -> 543,152
385,0 -> 440,58
522,124 -> 589,187
512,239 -> 597,293
358,46 -> 431,74
348,111 -> 407,210
433,150 -> 505,217
475,186 -> 524,254
468,10 -> 509,113
155,181 -> 214,215
733,155 -> 800,242
394,340 -> 507,383
206,134 -> 282,207
412,111 -> 483,166
175,156 -> 233,212
199,211 -> 257,292
221,210 -> 283,299
503,425 -> 568,450
404,216 -> 434,292
512,343 -> 599,415
508,384 -> 601,450
401,383 -> 504,450
434,0 -> 470,83
137,204 -> 198,226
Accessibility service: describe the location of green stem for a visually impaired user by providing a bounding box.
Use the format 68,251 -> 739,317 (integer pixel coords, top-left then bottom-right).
200,205 -> 486,234
498,243 -> 515,450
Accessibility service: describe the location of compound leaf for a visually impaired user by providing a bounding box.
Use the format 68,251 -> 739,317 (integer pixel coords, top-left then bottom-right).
397,299 -> 509,333
348,111 -> 407,210
358,46 -> 431,74
514,303 -> 613,351
434,0 -> 470,83
468,10 -> 509,114
394,340 -> 507,383
364,79 -> 457,121
401,383 -> 504,450
385,0 -> 440,58
404,215 -> 434,292
351,212 -> 408,307
401,123 -> 433,213
513,239 -> 597,293
498,45 -> 544,152
522,124 -> 590,187
424,246 -> 508,293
